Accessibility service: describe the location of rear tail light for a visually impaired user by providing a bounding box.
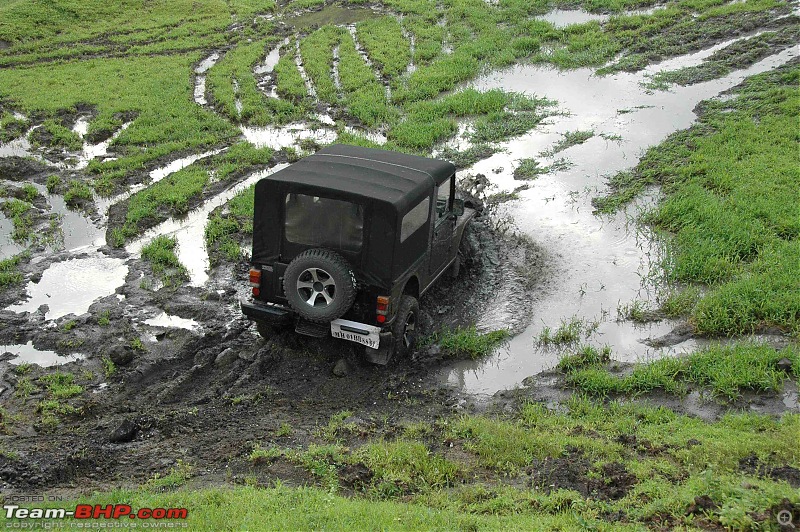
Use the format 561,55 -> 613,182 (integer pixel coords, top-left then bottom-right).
249,268 -> 261,287
250,268 -> 261,297
376,296 -> 389,323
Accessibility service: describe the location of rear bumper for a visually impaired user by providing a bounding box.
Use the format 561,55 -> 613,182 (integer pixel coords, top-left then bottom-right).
242,299 -> 395,364
240,299 -> 292,323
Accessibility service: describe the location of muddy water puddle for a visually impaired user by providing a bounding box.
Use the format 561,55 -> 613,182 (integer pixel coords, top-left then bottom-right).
7,253 -> 128,320
537,9 -> 608,27
437,46 -> 797,395
126,164 -> 289,287
144,311 -> 200,331
242,124 -> 336,150
0,211 -> 26,260
30,183 -> 104,252
194,53 -> 220,106
1,341 -> 85,367
74,121 -> 132,171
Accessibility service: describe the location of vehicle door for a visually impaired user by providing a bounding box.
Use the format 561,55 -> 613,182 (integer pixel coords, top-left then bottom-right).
429,174 -> 456,276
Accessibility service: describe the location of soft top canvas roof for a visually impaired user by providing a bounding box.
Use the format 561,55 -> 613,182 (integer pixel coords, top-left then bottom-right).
263,145 -> 455,213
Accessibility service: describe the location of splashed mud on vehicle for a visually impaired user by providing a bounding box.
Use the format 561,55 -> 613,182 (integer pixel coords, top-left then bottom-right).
0,1 -> 797,518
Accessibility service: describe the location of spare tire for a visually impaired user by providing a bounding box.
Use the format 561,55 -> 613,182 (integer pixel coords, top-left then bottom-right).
283,248 -> 357,322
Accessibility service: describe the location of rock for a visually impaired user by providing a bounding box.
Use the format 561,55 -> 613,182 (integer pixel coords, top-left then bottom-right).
193,347 -> 217,367
332,358 -> 350,377
238,349 -> 257,363
109,419 -> 138,443
214,347 -> 238,367
776,358 -> 793,373
105,345 -> 134,367
686,495 -> 719,515
427,344 -> 441,357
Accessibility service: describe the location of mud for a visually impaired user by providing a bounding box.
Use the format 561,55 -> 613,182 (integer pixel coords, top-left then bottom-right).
0,5 -> 797,498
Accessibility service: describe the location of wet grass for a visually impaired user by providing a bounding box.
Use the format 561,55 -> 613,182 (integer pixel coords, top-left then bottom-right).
31,395 -> 799,529
207,39 -> 303,126
355,17 -> 411,79
389,90 -> 550,151
562,342 -> 799,400
274,39 -> 308,103
645,25 -> 800,89
0,255 -> 24,288
434,325 -> 510,359
1,53 -> 239,194
544,129 -> 594,155
513,158 -> 549,180
29,119 -> 82,151
140,235 -> 188,287
0,199 -> 34,243
112,143 -> 272,245
0,112 -> 28,142
595,63 -> 800,336
299,25 -> 343,105
63,180 -> 93,207
438,143 -> 498,169
538,316 -> 600,346
337,32 -> 398,128
206,181 -> 258,265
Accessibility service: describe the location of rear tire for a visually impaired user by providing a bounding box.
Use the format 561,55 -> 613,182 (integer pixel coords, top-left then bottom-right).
391,295 -> 419,360
283,248 -> 357,323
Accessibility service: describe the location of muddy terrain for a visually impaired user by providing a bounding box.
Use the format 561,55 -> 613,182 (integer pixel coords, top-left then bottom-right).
0,0 -> 797,510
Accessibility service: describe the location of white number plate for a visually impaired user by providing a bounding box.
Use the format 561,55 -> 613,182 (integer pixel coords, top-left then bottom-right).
330,319 -> 381,349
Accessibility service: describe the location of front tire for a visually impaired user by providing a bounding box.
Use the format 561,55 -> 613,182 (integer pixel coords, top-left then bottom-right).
391,295 -> 419,360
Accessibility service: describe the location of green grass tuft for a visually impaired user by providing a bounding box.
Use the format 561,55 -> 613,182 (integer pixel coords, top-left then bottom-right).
436,325 -> 510,359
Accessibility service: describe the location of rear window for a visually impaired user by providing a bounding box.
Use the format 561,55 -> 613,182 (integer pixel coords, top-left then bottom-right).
285,193 -> 364,252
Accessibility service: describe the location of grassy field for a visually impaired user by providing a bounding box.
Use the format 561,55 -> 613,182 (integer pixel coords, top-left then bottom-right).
25,397 -> 800,529
596,62 -> 800,337
1,1 -> 798,528
2,0 -> 794,242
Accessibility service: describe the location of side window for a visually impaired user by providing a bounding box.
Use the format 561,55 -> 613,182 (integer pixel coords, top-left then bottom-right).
400,197 -> 430,242
435,175 -> 454,223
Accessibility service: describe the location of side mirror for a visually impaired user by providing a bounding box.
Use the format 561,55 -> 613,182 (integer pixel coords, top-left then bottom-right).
452,198 -> 465,217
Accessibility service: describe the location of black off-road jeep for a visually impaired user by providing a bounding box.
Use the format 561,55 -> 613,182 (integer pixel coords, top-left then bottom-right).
240,145 -> 475,364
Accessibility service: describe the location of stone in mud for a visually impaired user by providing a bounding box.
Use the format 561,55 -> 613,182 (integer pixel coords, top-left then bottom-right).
215,348 -> 238,367
105,345 -> 134,367
644,322 -> 694,348
109,419 -> 139,443
776,358 -> 793,374
686,495 -> 719,515
332,358 -> 351,377
238,349 -> 257,363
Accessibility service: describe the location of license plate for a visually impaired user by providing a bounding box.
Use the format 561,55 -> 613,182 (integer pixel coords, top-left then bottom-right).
331,319 -> 381,349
